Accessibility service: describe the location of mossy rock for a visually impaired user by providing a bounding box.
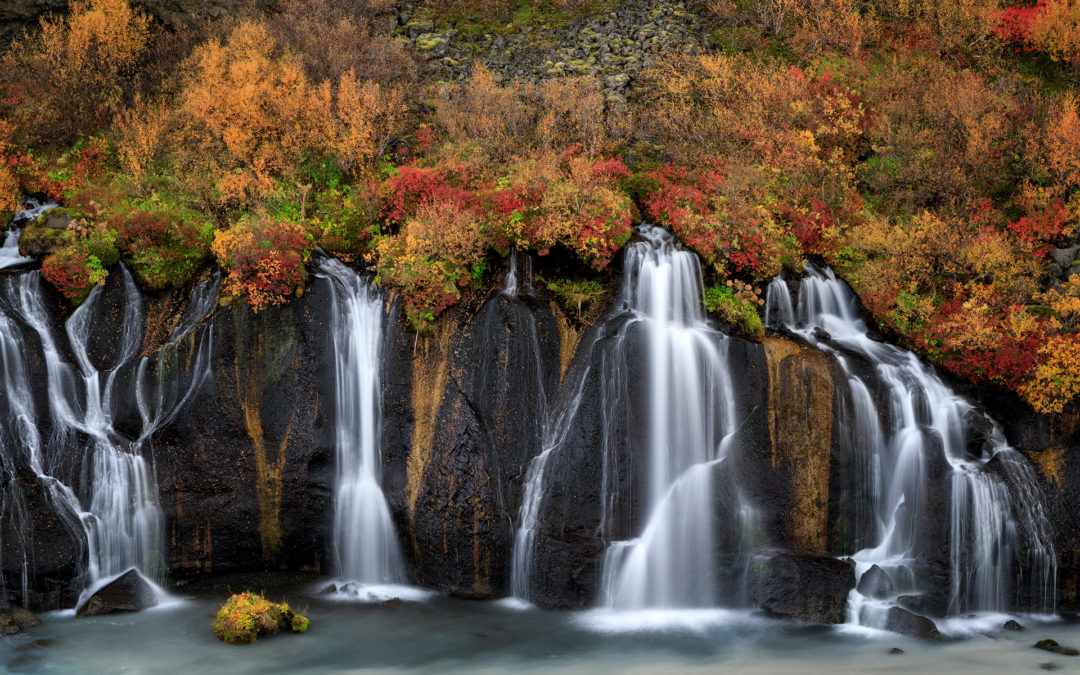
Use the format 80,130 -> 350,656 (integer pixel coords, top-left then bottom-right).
1034,639 -> 1079,656
212,592 -> 309,645
35,207 -> 88,229
19,224 -> 73,258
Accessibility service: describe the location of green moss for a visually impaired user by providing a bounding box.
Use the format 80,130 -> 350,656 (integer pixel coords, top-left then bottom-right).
116,198 -> 212,291
704,285 -> 764,337
19,224 -> 73,257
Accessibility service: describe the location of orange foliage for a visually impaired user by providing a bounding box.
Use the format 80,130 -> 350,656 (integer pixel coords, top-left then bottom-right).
177,21 -> 331,207
435,65 -> 536,162
114,95 -> 169,186
1028,0 -> 1080,65
1039,94 -> 1080,192
1025,334 -> 1080,413
0,123 -> 19,215
335,71 -> 408,176
1,0 -> 150,145
270,0 -> 416,84
375,198 -> 483,330
875,0 -> 1003,52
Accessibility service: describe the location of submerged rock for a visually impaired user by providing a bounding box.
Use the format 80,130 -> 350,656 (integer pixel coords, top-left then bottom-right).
884,606 -> 943,642
17,638 -> 54,650
75,569 -> 158,618
1034,639 -> 1080,656
748,551 -> 855,624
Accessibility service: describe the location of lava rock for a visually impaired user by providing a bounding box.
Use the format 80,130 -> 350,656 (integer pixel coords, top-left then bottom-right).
75,569 -> 158,617
1034,639 -> 1080,656
856,565 -> 894,599
1050,246 -> 1079,268
884,606 -> 944,642
748,551 -> 855,624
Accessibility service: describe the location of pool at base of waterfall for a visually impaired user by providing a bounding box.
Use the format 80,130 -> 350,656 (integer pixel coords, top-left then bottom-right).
1,586 -> 1075,674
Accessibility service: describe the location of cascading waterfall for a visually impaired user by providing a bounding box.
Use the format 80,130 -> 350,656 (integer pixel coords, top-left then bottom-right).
316,257 -> 405,590
0,199 -> 53,271
766,265 -> 1057,624
598,226 -> 739,610
509,348 -> 591,603
0,257 -> 216,605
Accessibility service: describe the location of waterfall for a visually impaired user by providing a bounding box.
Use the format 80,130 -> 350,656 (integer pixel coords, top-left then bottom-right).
502,248 -> 534,298
0,263 -> 216,606
509,351 -> 591,603
598,225 -> 739,610
0,199 -> 54,270
316,257 -> 405,589
770,265 -> 1057,622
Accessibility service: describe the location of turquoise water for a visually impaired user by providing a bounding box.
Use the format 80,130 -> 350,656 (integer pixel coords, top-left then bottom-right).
1,586 -> 1076,674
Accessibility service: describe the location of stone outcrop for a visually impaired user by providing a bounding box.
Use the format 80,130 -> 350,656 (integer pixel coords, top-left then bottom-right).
393,290 -> 564,598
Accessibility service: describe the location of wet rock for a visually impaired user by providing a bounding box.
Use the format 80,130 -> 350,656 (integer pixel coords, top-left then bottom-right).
1034,639 -> 1080,656
748,551 -> 855,624
896,594 -> 930,614
403,292 -> 563,599
1003,619 -> 1026,631
856,565 -> 894,599
0,614 -> 18,636
42,212 -> 71,230
75,569 -> 158,617
889,647 -> 904,654
884,606 -> 944,641
962,409 -> 995,460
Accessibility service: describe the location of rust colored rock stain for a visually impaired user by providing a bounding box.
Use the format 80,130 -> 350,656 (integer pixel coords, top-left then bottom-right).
763,338 -> 834,554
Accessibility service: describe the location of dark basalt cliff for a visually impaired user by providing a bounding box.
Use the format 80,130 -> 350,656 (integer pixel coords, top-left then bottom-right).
2,262 -> 1079,620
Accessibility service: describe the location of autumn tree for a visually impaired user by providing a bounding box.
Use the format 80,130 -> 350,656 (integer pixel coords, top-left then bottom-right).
0,0 -> 151,145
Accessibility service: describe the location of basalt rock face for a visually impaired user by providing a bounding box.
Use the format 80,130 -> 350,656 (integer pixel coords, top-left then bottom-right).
1,256 -> 1079,626
154,275 -> 336,580
392,290 -> 565,598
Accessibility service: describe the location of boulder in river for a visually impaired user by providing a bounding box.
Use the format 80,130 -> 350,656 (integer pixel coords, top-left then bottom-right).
1034,639 -> 1080,656
748,551 -> 855,624
884,606 -> 943,642
75,569 -> 158,618
0,607 -> 40,635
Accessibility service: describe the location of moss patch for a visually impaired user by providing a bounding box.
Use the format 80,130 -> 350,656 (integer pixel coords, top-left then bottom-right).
213,592 -> 309,645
